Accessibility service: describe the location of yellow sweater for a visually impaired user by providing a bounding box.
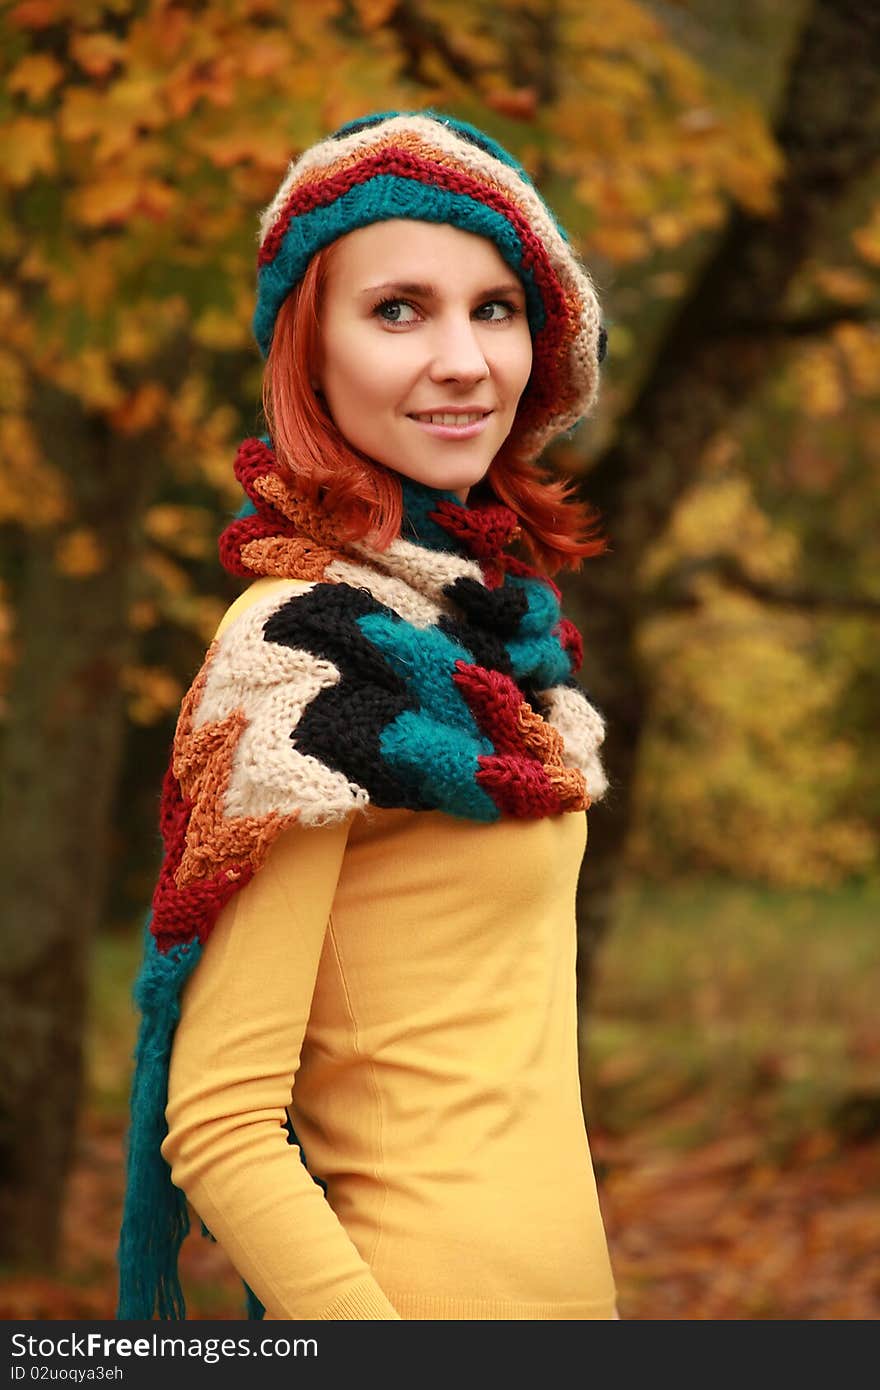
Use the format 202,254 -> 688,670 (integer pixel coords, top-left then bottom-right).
160,580 -> 617,1321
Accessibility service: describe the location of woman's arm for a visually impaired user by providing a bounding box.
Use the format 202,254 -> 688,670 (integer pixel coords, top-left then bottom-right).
160,815 -> 400,1320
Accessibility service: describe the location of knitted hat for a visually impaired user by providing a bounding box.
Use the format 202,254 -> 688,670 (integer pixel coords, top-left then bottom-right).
252,109 -> 606,463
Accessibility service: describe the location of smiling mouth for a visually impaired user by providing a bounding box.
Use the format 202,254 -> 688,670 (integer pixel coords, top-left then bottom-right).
407,410 -> 492,426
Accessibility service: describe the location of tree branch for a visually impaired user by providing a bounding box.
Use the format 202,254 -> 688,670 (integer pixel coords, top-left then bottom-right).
651,555 -> 880,616
720,304 -> 879,338
387,0 -> 484,86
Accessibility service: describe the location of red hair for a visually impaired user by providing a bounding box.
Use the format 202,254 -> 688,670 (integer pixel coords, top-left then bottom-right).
261,243 -> 607,575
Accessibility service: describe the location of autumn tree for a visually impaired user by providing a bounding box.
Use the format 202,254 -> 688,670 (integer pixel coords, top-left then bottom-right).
563,0 -> 880,1022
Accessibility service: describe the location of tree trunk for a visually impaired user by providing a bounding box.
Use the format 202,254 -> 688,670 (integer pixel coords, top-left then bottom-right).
0,383 -> 163,1269
570,0 -> 880,1037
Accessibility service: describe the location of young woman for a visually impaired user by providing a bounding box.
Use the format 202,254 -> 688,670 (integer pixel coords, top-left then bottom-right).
116,110 -> 617,1321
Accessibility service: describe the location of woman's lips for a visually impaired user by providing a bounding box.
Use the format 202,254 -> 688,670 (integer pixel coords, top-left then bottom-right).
407,410 -> 493,440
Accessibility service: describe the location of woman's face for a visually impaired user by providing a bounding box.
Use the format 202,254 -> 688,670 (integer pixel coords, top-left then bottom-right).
315,219 -> 533,502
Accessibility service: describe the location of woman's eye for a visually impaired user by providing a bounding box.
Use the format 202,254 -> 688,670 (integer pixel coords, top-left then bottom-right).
474,300 -> 518,322
374,298 -> 418,324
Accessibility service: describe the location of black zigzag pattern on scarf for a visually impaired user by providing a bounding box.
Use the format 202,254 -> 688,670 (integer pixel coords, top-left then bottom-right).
437,576 -> 526,672
261,583 -> 427,810
439,577 -> 558,716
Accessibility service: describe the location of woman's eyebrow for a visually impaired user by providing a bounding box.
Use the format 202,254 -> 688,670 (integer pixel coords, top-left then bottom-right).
359,280 -> 525,300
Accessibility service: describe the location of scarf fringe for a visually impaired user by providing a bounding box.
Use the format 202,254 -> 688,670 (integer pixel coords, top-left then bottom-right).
116,915 -> 202,1320
244,1282 -> 266,1319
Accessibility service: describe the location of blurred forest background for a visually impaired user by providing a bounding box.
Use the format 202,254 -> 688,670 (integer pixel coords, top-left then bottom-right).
0,0 -> 878,1320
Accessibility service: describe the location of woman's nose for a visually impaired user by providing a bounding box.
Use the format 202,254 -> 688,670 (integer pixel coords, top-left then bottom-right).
427,315 -> 490,384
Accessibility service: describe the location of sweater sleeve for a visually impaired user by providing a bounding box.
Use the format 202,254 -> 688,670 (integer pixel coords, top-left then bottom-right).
159,815 -> 401,1320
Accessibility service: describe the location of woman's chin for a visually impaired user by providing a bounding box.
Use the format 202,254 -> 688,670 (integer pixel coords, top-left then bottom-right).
380,456 -> 494,496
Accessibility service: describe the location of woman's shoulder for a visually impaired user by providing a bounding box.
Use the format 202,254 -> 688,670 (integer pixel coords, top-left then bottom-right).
212,576 -> 313,641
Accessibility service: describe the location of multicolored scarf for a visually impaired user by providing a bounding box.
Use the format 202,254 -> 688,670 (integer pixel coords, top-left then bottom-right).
115,438 -> 608,1320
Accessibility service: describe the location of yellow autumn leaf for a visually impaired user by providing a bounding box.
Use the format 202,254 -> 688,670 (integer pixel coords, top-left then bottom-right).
62,77 -> 163,160
590,222 -> 651,264
114,313 -> 153,363
59,87 -> 107,142
688,193 -> 726,231
660,474 -> 800,586
142,548 -> 190,597
352,0 -> 397,29
792,344 -> 846,418
120,664 -> 183,725
0,351 -> 27,412
144,504 -> 214,560
7,52 -> 65,102
485,87 -> 538,122
71,245 -> 117,315
812,265 -> 875,305
0,117 -> 55,185
17,243 -> 54,283
194,125 -> 293,171
105,75 -> 165,126
648,270 -> 687,298
71,176 -> 175,228
833,323 -> 880,397
6,0 -> 62,29
192,307 -> 250,350
0,287 -> 21,325
41,262 -> 78,307
0,416 -> 69,528
52,349 -> 124,411
851,202 -> 880,266
580,55 -> 652,105
110,383 -> 169,435
163,55 -> 237,123
55,528 -> 107,578
128,599 -> 159,633
71,180 -> 141,229
648,212 -> 689,250
240,36 -> 293,81
68,30 -> 126,78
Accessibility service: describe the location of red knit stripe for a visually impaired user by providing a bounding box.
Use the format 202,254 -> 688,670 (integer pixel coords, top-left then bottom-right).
501,553 -> 563,602
476,756 -> 565,818
233,435 -> 276,496
218,437 -> 295,573
429,498 -> 521,561
218,515 -> 303,577
150,767 -> 253,954
555,616 -> 583,674
453,662 -> 528,757
453,661 -> 574,816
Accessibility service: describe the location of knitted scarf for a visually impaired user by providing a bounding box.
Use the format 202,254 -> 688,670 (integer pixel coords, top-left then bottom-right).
115,437 -> 608,1320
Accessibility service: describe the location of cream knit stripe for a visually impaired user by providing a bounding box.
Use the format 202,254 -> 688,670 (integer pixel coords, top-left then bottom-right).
538,683 -> 608,802
323,557 -> 446,629
347,533 -> 483,599
194,590 -> 370,825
